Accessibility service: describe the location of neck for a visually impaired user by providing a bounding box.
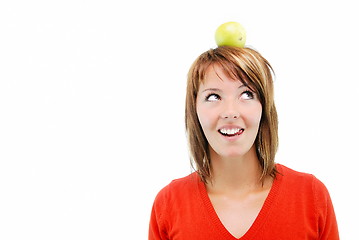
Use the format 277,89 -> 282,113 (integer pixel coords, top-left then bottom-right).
206,145 -> 266,194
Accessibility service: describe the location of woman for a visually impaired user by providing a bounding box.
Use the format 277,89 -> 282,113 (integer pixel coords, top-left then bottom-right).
149,46 -> 339,239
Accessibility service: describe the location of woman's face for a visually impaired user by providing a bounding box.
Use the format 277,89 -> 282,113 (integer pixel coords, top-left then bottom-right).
196,64 -> 262,160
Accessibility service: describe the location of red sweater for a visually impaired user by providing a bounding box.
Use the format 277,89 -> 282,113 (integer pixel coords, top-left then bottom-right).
149,164 -> 339,239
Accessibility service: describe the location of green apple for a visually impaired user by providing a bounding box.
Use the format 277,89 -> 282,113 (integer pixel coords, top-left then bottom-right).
215,22 -> 246,48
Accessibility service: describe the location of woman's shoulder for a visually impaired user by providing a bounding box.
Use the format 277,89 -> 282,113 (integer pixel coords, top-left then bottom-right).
276,163 -> 329,195
277,163 -> 315,181
153,172 -> 199,203
271,165 -> 339,238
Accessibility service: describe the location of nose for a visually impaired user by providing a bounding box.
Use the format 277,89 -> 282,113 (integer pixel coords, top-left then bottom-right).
220,100 -> 239,119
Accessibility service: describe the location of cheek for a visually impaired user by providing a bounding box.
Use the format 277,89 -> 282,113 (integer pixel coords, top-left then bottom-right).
196,105 -> 216,131
248,104 -> 262,127
240,102 -> 262,128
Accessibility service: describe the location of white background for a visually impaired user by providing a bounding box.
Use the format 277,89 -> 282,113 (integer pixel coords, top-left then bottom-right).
0,0 -> 358,239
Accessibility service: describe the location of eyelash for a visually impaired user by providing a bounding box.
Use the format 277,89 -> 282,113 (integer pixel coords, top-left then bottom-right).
205,90 -> 255,102
242,90 -> 254,99
205,93 -> 221,101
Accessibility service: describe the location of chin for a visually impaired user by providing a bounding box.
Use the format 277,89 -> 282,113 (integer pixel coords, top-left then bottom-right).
221,152 -> 248,159
211,145 -> 255,160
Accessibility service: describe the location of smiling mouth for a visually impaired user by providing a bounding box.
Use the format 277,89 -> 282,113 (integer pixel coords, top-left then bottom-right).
218,128 -> 244,137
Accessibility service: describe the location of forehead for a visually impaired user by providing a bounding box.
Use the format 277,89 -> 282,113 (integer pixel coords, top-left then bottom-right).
200,64 -> 246,88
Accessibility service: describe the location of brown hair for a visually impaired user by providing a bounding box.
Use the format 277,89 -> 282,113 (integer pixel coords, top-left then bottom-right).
185,46 -> 278,183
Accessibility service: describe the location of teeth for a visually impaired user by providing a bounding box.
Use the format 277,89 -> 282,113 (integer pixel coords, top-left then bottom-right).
219,128 -> 241,135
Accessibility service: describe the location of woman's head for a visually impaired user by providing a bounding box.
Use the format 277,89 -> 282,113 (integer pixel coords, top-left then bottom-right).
185,46 -> 278,183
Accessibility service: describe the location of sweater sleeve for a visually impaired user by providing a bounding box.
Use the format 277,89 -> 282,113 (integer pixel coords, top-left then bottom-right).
313,176 -> 339,240
148,187 -> 169,240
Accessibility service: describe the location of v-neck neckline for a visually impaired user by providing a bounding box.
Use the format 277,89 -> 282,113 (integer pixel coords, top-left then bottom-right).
197,164 -> 283,240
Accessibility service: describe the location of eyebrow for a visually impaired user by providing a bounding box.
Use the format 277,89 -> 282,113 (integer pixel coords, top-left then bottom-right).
201,84 -> 246,93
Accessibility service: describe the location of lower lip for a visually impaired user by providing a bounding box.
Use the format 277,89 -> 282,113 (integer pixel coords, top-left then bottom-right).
219,130 -> 244,141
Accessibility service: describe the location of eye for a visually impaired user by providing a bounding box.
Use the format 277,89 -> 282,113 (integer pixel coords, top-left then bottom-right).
241,90 -> 254,100
206,93 -> 221,102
